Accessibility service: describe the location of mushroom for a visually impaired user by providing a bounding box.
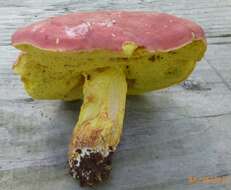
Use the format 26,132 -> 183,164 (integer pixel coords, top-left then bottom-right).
11,11 -> 206,186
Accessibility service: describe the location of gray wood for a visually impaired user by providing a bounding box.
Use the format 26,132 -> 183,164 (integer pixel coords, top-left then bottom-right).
1,1 -> 231,190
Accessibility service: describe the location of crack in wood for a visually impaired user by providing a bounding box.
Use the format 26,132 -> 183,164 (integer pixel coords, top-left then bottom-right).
206,58 -> 231,92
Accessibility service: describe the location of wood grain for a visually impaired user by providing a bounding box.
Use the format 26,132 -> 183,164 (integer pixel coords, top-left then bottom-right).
0,1 -> 231,190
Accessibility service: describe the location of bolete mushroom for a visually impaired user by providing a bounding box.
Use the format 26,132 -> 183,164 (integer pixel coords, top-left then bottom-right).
11,11 -> 206,186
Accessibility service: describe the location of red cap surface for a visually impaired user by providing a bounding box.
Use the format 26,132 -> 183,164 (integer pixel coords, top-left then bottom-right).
12,11 -> 205,52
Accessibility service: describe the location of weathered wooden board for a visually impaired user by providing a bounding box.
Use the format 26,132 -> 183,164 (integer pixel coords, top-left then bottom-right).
1,1 -> 231,190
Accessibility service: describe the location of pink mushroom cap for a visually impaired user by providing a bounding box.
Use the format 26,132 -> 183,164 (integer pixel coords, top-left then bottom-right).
12,11 -> 206,52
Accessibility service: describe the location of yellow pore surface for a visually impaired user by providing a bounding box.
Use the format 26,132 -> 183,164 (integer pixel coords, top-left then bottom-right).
13,40 -> 206,101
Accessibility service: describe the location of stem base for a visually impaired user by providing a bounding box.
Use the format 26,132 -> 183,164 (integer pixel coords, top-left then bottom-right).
69,147 -> 113,186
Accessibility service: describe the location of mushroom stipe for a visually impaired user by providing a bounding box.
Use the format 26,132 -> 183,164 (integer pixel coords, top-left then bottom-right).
11,11 -> 207,186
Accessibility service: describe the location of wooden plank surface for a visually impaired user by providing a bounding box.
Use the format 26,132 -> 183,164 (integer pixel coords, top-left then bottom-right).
1,1 -> 231,190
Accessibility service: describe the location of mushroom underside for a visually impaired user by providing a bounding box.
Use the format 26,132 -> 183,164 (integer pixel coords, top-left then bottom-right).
13,40 -> 206,101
